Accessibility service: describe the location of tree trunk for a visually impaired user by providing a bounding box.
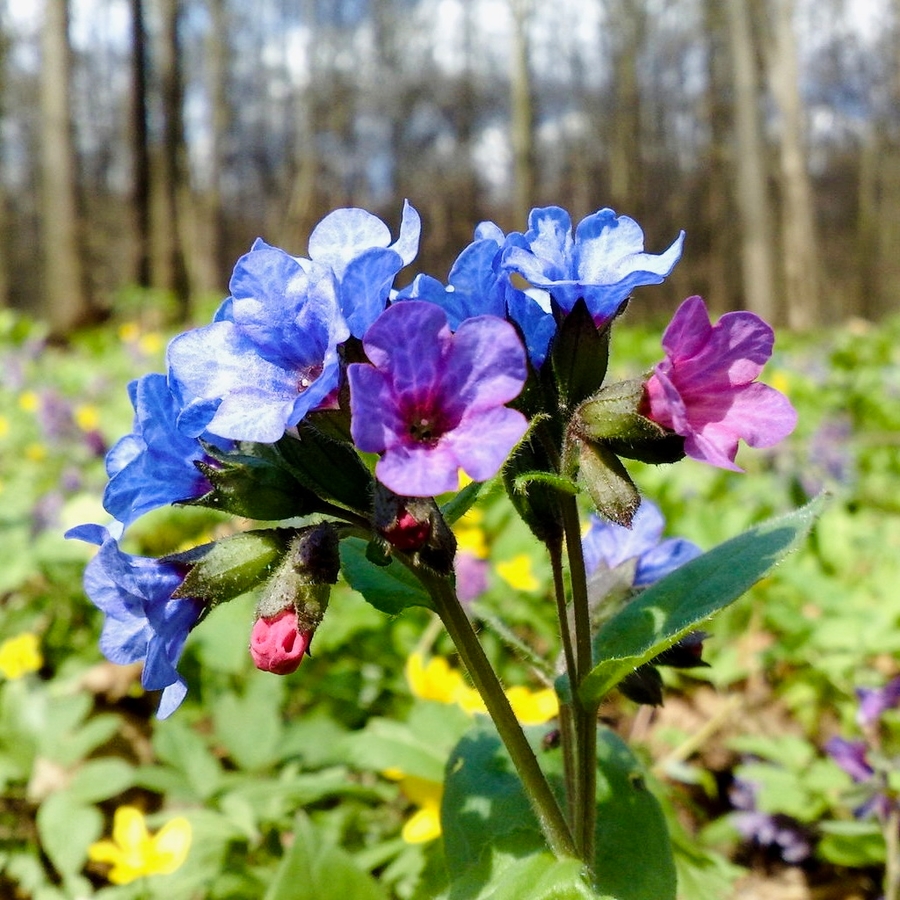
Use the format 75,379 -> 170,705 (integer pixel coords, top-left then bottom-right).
509,0 -> 535,226
767,0 -> 820,329
40,0 -> 89,334
154,0 -> 191,319
725,0 -> 778,322
130,0 -> 151,289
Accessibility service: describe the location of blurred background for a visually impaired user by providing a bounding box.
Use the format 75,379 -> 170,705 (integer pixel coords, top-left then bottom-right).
2,0 -> 899,336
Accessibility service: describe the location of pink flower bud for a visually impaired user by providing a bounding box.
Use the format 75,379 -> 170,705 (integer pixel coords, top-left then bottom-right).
249,609 -> 311,675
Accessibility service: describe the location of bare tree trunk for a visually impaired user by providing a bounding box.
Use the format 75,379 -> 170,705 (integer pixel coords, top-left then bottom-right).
130,0 -> 151,289
608,0 -> 644,212
154,0 -> 191,319
725,0 -> 778,322
767,0 -> 820,329
510,0 -> 535,225
0,3 -> 9,309
40,0 -> 89,334
206,0 -> 230,288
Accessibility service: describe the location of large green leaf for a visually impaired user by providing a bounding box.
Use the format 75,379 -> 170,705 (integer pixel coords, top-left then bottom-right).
579,496 -> 825,708
264,811 -> 387,900
340,537 -> 434,613
441,722 -> 674,900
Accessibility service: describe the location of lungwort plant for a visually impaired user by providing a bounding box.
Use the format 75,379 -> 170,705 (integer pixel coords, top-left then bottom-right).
67,202 -> 821,899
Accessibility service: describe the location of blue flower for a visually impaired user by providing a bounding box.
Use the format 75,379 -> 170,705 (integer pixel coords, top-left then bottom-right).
304,200 -> 421,336
582,499 -> 701,587
65,524 -> 202,718
348,301 -> 528,496
168,251 -> 348,443
397,221 -> 556,368
103,374 -> 224,527
501,207 -> 685,324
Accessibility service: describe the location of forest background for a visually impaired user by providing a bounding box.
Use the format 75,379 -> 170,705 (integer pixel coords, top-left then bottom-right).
2,0 -> 899,337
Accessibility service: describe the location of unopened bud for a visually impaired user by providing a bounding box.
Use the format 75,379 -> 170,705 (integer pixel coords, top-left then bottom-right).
250,608 -> 312,674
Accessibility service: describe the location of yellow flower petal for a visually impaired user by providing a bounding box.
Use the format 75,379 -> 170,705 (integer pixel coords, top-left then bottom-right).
402,805 -> 442,844
496,554 -> 540,592
146,817 -> 192,874
18,390 -> 39,413
405,652 -> 465,705
74,404 -> 100,431
505,686 -> 559,726
0,633 -> 43,680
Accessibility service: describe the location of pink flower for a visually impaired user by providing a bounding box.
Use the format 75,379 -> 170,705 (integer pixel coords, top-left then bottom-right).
249,609 -> 312,675
642,296 -> 797,470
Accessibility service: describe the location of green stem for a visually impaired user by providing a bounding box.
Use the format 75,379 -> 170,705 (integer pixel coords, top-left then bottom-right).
885,806 -> 900,900
560,494 -> 598,865
419,569 -> 578,861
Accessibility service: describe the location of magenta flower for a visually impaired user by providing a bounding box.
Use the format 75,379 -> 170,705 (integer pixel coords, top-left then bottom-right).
642,296 -> 797,470
348,301 -> 528,496
250,609 -> 312,675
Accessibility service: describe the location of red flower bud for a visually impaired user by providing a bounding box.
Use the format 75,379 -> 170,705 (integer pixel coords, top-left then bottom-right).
249,609 -> 312,675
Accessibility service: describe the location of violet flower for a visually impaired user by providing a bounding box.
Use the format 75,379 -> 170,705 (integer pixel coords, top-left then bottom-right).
857,676 -> 900,729
348,301 -> 528,496
729,777 -> 813,863
501,206 -> 684,324
65,524 -> 202,718
168,251 -> 348,443
103,373 -> 222,527
642,296 -> 797,471
582,499 -> 701,588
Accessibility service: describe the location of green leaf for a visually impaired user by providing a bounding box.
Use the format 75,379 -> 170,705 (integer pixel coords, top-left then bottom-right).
212,670 -> 285,771
264,811 -> 388,900
441,722 -> 674,900
340,537 -> 434,613
36,792 -> 102,878
66,758 -> 135,804
152,719 -> 224,801
817,819 -> 886,867
441,479 -> 487,525
579,495 -> 826,708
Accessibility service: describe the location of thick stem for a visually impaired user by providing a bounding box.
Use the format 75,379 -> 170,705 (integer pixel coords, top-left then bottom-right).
885,806 -> 900,900
419,570 -> 578,861
560,494 -> 598,865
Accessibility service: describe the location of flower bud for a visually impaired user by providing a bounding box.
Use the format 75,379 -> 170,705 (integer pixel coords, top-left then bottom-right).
250,523 -> 340,674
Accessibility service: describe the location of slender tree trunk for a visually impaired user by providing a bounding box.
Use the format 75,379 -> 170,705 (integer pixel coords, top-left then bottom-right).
768,0 -> 820,329
130,0 -> 151,288
206,0 -> 229,287
725,0 -> 778,322
40,0 -> 89,334
155,0 -> 191,319
510,0 -> 535,225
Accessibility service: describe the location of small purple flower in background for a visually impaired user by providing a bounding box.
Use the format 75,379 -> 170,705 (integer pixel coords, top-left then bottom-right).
856,676 -> 900,728
348,301 -> 528,497
582,499 -> 701,587
800,417 -> 855,498
303,200 -> 421,336
64,524 -> 202,718
103,374 -> 222,527
168,251 -> 348,443
825,736 -> 893,820
642,296 -> 797,471
501,207 -> 684,324
729,777 -> 813,863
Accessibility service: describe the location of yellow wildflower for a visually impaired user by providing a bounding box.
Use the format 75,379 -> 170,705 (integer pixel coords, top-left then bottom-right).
74,404 -> 100,431
138,332 -> 164,356
18,390 -> 39,413
406,652 -> 466,705
454,509 -> 488,559
385,773 -> 444,844
505,686 -> 559,726
88,806 -> 191,885
0,633 -> 43,679
118,322 -> 140,343
25,443 -> 47,462
496,554 -> 539,591
0,415 -> 9,438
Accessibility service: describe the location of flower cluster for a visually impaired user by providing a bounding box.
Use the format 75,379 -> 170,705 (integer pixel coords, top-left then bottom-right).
67,201 -> 795,718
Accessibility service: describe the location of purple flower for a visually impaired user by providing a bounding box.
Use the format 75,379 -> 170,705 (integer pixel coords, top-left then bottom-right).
856,677 -> 900,728
348,301 -> 528,496
501,207 -> 684,324
64,524 -> 202,718
642,296 -> 797,471
582,499 -> 701,587
825,736 -> 874,783
303,201 -> 421,336
103,374 -> 221,527
168,251 -> 348,443
729,778 -> 813,863
455,553 -> 489,604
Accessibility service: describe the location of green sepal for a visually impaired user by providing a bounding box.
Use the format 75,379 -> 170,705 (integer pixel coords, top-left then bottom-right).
502,432 -> 564,543
578,495 -> 826,708
441,478 -> 487,525
575,439 -> 640,527
190,442 -> 321,520
274,421 -> 374,514
550,297 -> 611,412
170,528 -> 292,609
573,379 -> 686,465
